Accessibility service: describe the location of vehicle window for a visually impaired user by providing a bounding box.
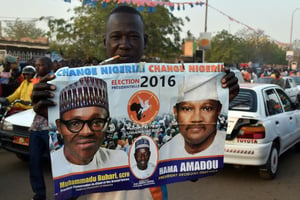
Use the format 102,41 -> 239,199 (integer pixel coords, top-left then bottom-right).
229,89 -> 257,112
285,79 -> 291,88
292,77 -> 300,85
257,77 -> 272,84
276,88 -> 293,112
265,89 -> 283,116
289,78 -> 296,87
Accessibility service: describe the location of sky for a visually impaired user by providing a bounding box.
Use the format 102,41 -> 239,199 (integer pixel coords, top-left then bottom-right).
1,0 -> 300,44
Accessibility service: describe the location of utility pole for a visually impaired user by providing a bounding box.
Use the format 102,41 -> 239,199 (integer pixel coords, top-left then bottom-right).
203,0 -> 208,63
290,8 -> 300,49
289,8 -> 300,70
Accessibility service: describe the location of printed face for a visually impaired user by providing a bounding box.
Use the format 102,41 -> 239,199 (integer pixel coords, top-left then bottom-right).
134,147 -> 151,170
104,13 -> 146,63
56,106 -> 109,165
174,100 -> 221,153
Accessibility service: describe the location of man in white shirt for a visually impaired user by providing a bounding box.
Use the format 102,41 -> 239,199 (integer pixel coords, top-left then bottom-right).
159,75 -> 226,160
131,137 -> 156,179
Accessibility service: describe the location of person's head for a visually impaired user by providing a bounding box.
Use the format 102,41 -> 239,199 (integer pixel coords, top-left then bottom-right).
174,76 -> 222,154
22,65 -> 36,81
52,60 -> 60,72
128,135 -> 133,145
56,77 -> 110,165
273,69 -> 281,78
4,55 -> 18,71
104,5 -> 148,63
35,56 -> 53,77
134,137 -> 151,170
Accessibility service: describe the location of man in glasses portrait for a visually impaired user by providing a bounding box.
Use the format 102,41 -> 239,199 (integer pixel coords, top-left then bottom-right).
51,76 -> 153,199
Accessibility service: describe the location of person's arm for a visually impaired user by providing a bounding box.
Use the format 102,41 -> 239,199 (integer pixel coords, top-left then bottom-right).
31,74 -> 56,118
6,81 -> 24,103
221,68 -> 240,101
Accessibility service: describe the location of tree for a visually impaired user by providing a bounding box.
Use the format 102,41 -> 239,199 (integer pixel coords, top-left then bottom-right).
3,19 -> 45,39
46,3 -> 184,61
204,29 -> 286,66
205,30 -> 246,64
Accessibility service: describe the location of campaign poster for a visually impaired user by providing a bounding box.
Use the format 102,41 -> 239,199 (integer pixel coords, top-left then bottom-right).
48,62 -> 228,199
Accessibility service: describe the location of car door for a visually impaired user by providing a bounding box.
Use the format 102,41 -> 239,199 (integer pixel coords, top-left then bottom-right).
275,88 -> 299,149
284,78 -> 297,102
264,88 -> 291,151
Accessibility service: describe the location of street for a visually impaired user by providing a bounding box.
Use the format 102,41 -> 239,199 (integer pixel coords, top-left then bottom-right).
1,147 -> 300,200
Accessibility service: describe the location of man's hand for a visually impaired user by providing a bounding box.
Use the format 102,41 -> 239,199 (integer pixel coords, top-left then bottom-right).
221,68 -> 240,102
31,74 -> 56,118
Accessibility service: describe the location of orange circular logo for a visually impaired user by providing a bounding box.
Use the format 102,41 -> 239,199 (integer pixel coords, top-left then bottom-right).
199,39 -> 210,47
127,90 -> 160,125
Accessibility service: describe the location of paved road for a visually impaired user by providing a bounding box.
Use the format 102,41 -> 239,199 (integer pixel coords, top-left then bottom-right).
1,147 -> 300,200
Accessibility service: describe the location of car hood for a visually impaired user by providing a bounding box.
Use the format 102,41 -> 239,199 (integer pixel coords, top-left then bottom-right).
5,109 -> 35,127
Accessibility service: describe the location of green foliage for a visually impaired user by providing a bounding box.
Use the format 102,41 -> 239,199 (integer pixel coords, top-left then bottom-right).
3,19 -> 45,39
46,3 -> 183,61
141,6 -> 183,61
205,29 -> 287,65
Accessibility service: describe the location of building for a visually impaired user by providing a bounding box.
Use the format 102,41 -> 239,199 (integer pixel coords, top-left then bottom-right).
0,37 -> 49,63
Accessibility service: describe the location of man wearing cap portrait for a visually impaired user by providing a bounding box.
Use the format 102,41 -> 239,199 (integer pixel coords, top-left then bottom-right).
131,137 -> 156,179
159,75 -> 226,160
51,76 -> 153,199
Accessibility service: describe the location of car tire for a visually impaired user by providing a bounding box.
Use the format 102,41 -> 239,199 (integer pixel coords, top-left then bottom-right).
259,144 -> 279,179
16,153 -> 29,162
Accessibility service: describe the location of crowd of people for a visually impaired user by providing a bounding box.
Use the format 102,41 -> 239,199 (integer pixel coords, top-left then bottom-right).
239,65 -> 300,84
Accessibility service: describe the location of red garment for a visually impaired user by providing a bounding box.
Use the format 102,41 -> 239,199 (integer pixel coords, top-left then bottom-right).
31,77 -> 41,85
243,71 -> 251,82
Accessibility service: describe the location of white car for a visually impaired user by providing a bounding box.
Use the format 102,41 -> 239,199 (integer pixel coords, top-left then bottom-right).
257,76 -> 300,103
225,83 -> 300,179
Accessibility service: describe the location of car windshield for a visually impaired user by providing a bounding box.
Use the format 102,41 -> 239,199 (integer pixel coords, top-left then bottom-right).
256,77 -> 272,84
292,76 -> 300,85
229,89 -> 257,112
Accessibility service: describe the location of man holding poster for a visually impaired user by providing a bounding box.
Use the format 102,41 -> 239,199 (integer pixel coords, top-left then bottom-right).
31,5 -> 239,199
51,76 -> 152,199
159,75 -> 226,160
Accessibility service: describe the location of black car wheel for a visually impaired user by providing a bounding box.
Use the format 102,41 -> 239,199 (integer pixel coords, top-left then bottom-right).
259,144 -> 279,179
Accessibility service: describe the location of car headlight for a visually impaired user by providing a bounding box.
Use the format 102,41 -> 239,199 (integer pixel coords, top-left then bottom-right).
2,120 -> 13,131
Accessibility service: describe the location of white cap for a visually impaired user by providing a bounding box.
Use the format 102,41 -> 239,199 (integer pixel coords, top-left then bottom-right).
176,75 -> 219,104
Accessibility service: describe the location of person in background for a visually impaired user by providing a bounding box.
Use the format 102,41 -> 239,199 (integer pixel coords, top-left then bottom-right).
0,65 -> 36,113
124,135 -> 133,155
29,56 -> 53,200
52,60 -> 60,73
243,68 -> 252,83
0,55 -> 22,97
31,5 -> 239,200
270,69 -> 284,88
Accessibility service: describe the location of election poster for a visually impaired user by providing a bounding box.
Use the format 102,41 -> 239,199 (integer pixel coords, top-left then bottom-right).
48,62 -> 228,199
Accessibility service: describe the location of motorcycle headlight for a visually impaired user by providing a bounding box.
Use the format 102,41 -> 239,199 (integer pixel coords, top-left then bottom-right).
2,120 -> 13,131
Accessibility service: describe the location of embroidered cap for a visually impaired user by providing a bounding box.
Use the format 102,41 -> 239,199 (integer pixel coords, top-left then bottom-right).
176,75 -> 219,104
135,138 -> 150,150
59,76 -> 109,116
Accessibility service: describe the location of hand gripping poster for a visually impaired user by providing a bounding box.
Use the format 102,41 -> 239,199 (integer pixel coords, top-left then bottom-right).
48,62 -> 228,199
